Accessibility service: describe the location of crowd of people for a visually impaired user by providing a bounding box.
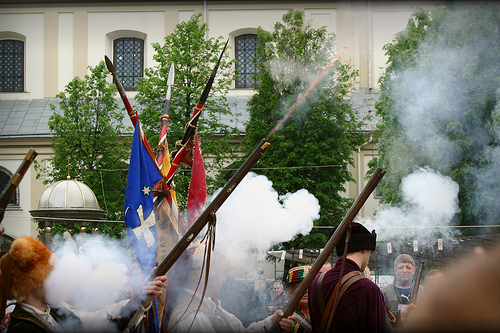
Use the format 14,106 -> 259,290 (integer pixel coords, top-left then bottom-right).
1,224 -> 499,332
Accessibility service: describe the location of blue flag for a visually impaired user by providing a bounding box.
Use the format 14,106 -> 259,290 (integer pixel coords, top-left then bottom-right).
124,123 -> 163,272
124,123 -> 162,332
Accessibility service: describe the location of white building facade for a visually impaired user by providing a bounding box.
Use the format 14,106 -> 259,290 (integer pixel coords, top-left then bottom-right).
0,0 -> 439,243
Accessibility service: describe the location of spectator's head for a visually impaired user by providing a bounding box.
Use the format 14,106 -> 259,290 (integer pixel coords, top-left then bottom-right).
287,265 -> 311,308
319,261 -> 332,274
272,281 -> 284,297
362,266 -> 373,281
0,237 -> 54,315
329,222 -> 376,256
287,266 -> 311,295
423,269 -> 445,293
393,254 -> 416,287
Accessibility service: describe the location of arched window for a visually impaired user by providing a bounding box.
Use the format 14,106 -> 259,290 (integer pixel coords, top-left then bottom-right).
235,34 -> 259,88
0,167 -> 18,206
113,37 -> 144,91
0,39 -> 24,92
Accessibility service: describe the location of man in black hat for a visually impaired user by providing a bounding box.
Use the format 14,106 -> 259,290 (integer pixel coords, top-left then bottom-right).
308,222 -> 386,332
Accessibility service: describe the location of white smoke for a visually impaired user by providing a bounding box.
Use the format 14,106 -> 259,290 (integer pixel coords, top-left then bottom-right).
45,233 -> 137,311
213,172 -> 320,267
374,4 -> 500,235
362,167 -> 459,242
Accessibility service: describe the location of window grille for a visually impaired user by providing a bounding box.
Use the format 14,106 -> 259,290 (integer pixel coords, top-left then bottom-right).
113,38 -> 144,91
0,40 -> 24,92
235,34 -> 259,88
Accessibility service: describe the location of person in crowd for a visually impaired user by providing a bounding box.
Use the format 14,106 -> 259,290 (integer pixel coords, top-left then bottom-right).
404,245 -> 500,332
286,265 -> 312,333
267,280 -> 289,314
319,262 -> 332,274
0,236 -> 167,332
362,266 -> 372,280
381,253 -> 423,324
162,242 -> 295,332
217,277 -> 268,326
422,268 -> 445,293
255,280 -> 271,309
308,222 -> 386,332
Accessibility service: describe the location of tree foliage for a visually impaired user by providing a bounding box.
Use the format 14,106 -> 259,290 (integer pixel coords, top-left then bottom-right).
242,10 -> 366,250
135,13 -> 240,208
369,9 -> 433,204
38,61 -> 130,237
371,3 -> 500,229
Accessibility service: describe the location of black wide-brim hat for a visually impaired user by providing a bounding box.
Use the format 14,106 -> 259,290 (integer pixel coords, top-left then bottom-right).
329,222 -> 376,256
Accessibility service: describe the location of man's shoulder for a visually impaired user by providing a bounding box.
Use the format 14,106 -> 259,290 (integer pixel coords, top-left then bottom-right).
381,283 -> 394,293
8,305 -> 48,333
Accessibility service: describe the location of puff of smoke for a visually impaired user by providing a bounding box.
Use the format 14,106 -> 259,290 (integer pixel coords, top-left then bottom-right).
362,167 -> 459,242
386,4 -> 500,226
45,233 -> 136,311
213,172 -> 320,268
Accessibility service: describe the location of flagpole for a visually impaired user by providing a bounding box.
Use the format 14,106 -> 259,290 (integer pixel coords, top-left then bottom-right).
164,39 -> 229,188
105,56 -> 157,165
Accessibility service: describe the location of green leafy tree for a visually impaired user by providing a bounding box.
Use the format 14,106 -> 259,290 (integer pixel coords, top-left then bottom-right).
38,61 -> 130,237
135,13 -> 239,208
242,10 -> 366,250
371,3 -> 500,231
369,9 -> 432,204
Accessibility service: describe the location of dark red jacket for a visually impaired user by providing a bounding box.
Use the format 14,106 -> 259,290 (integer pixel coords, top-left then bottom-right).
308,258 -> 386,332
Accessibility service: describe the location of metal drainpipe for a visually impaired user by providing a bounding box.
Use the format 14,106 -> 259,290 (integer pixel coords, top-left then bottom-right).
358,147 -> 362,200
368,0 -> 372,90
204,0 -> 207,40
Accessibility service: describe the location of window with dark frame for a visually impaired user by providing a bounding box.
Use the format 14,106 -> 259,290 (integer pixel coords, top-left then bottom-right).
113,38 -> 144,91
0,40 -> 24,92
235,34 -> 259,88
0,168 -> 18,206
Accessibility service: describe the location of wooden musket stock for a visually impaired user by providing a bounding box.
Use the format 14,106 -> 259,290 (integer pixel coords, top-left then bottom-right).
270,167 -> 385,332
0,149 -> 37,223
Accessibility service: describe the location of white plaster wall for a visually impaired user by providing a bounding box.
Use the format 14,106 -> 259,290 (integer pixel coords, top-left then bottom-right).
0,161 -> 37,239
87,11 -> 165,77
179,10 -> 195,23
305,8 -> 337,34
0,13 -> 44,100
372,10 -> 414,87
208,9 -> 287,40
58,12 -> 74,92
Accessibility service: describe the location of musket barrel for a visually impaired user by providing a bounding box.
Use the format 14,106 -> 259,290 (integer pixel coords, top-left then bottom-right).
0,149 -> 37,222
270,167 -> 385,332
156,138 -> 270,277
410,261 -> 424,304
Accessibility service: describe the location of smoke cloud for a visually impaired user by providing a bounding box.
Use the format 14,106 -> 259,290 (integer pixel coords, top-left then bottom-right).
45,233 -> 139,312
362,167 -> 459,242
369,3 -> 500,242
213,172 -> 320,269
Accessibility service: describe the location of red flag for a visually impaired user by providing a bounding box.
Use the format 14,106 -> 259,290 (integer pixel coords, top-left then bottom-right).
186,132 -> 206,227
